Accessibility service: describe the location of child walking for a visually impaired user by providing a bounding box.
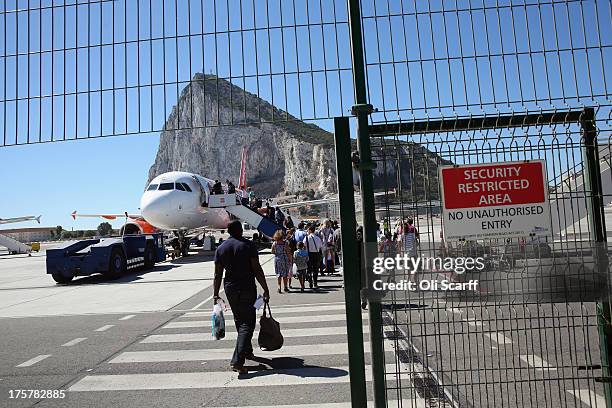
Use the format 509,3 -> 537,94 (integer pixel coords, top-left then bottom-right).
293,241 -> 309,292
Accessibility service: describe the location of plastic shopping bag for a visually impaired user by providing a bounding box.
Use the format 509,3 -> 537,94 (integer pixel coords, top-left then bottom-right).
253,294 -> 265,310
211,299 -> 226,340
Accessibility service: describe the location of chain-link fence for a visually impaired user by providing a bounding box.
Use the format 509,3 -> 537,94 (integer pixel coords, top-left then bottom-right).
2,0 -> 612,407
344,1 -> 612,407
357,109 -> 611,407
0,0 -> 356,146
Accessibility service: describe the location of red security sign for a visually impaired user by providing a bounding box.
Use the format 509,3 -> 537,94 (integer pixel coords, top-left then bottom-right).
441,162 -> 546,209
439,160 -> 551,240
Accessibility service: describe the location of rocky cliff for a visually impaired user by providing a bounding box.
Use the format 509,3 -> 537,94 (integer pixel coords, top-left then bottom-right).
148,73 -> 450,199
148,73 -> 337,198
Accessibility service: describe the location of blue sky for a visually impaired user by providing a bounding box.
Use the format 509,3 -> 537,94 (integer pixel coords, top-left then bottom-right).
0,133 -> 159,230
0,0 -> 610,229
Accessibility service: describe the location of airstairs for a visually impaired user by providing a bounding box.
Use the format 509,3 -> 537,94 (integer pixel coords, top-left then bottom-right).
0,233 -> 31,254
207,194 -> 285,237
549,144 -> 612,238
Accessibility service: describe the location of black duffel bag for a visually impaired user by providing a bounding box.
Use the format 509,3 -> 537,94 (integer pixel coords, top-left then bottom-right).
258,301 -> 284,351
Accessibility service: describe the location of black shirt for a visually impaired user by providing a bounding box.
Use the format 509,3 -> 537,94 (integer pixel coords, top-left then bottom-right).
214,236 -> 258,290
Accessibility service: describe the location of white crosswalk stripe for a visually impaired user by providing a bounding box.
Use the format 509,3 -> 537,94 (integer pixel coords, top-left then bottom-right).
181,303 -> 348,318
519,354 -> 557,371
567,389 -> 607,407
68,297 -> 427,406
70,363 -> 410,391
163,313 -> 354,329
109,342 -> 371,363
204,403 -> 426,408
141,325 -> 370,343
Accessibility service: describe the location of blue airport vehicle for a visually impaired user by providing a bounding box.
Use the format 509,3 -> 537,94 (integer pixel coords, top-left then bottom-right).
46,233 -> 165,284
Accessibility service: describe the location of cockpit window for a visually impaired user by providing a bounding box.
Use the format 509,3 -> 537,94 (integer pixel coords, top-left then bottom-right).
175,183 -> 186,191
147,184 -> 158,191
158,182 -> 174,191
181,183 -> 192,192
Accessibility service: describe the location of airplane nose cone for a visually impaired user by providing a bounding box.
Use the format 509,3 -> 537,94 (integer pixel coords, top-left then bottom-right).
141,193 -> 172,228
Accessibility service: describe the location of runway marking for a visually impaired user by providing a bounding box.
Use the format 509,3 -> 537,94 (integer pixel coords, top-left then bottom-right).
464,319 -> 484,327
94,325 -> 114,332
383,339 -> 426,374
483,332 -> 512,345
69,364 -> 404,391
109,342 -> 370,363
119,315 -> 135,321
164,313 -> 352,329
567,389 -> 606,407
519,355 -> 557,371
62,338 -> 87,347
276,301 -> 345,308
16,354 -> 51,367
141,325 -> 369,343
183,303 -> 346,318
190,287 -> 225,311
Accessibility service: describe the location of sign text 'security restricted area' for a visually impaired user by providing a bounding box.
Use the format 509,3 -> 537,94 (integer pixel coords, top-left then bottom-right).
439,160 -> 551,240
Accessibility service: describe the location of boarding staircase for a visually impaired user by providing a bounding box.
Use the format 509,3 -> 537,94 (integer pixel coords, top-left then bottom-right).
548,144 -> 612,238
208,193 -> 286,237
0,233 -> 31,254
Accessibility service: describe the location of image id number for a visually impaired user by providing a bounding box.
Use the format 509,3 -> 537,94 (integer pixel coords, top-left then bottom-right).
9,389 -> 66,399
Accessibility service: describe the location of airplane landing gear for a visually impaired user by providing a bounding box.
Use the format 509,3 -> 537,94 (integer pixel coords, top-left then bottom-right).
180,239 -> 189,257
177,231 -> 189,257
169,231 -> 190,258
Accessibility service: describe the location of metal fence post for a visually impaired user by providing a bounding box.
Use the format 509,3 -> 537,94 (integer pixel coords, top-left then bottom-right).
346,0 -> 387,406
582,107 -> 612,407
334,116 -> 368,407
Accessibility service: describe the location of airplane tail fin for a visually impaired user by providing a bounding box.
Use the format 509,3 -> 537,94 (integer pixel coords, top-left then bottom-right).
35,215 -> 41,224
71,211 -> 77,220
238,147 -> 248,189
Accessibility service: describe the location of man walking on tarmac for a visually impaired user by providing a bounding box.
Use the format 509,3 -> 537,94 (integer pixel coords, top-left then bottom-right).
213,220 -> 270,374
303,225 -> 323,289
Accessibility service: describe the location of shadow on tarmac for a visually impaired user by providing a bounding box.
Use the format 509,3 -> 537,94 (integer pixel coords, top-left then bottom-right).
239,356 -> 348,379
382,303 -> 429,310
168,254 -> 215,264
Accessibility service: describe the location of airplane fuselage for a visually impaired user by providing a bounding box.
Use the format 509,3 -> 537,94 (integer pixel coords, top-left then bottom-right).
140,171 -> 232,231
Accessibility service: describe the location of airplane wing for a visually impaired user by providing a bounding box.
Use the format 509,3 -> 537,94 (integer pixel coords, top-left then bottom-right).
71,211 -> 143,221
274,198 -> 338,209
274,191 -> 394,210
0,215 -> 41,225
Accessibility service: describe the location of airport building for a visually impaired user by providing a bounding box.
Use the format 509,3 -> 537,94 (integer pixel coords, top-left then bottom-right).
0,227 -> 55,243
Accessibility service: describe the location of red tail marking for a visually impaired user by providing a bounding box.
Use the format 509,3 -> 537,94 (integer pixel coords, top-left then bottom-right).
239,147 -> 248,189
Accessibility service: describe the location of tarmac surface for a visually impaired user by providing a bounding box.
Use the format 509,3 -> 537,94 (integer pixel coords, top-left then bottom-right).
0,240 -> 607,407
0,242 -> 417,408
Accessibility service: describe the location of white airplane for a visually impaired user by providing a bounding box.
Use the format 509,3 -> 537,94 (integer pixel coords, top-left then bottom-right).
72,148 -> 279,256
0,215 -> 41,225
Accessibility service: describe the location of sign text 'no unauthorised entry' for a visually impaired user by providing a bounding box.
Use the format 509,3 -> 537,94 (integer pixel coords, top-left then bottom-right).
439,160 -> 551,240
